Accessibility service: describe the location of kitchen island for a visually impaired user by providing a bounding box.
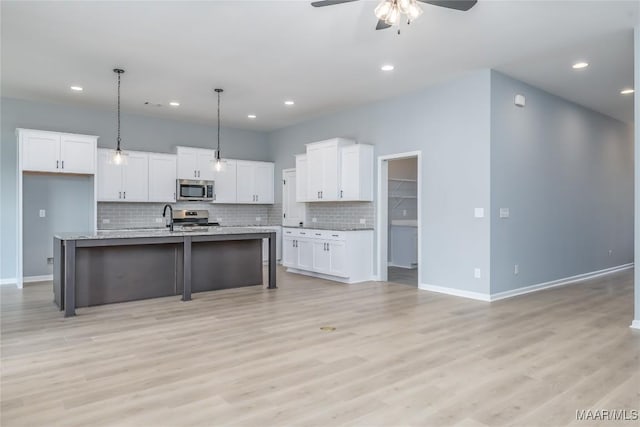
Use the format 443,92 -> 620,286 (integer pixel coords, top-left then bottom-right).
53,227 -> 276,317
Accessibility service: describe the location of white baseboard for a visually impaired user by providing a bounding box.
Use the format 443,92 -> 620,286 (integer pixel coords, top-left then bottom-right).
631,320 -> 640,330
285,267 -> 373,284
0,277 -> 17,286
23,274 -> 53,283
418,263 -> 634,303
489,263 -> 634,302
418,283 -> 491,302
388,262 -> 417,269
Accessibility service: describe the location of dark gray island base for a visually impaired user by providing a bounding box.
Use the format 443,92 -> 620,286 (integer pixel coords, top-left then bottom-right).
53,228 -> 276,317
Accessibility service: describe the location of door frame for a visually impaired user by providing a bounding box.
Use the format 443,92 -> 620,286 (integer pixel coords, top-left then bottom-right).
376,151 -> 422,282
282,168 -> 306,227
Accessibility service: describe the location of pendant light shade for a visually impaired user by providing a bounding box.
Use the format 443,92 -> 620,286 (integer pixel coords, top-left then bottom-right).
112,68 -> 127,165
214,88 -> 224,172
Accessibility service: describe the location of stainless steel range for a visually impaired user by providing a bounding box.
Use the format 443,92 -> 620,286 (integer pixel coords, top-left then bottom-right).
172,210 -> 220,231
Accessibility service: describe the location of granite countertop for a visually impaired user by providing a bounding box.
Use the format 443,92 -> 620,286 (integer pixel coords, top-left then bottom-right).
283,225 -> 374,231
54,226 -> 275,241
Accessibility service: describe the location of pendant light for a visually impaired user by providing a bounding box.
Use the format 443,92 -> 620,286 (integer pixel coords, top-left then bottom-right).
112,68 -> 127,165
214,88 -> 224,172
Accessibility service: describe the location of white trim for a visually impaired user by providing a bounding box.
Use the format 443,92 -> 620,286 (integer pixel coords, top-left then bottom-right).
24,274 -> 54,283
285,268 -> 374,284
419,283 -> 491,302
377,151 -> 422,284
489,263 -> 634,301
631,320 -> 640,330
0,278 -> 17,286
388,262 -> 417,269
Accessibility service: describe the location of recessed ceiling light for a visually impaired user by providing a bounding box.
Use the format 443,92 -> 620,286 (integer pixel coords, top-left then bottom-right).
70,86 -> 83,91
381,64 -> 395,71
620,88 -> 635,95
248,114 -> 257,119
572,62 -> 589,69
284,100 -> 295,106
169,101 -> 180,107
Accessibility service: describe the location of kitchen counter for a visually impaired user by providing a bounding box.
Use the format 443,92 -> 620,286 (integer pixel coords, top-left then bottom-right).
283,225 -> 374,231
54,228 -> 276,317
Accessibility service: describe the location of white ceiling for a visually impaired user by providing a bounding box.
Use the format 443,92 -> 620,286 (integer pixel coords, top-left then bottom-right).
1,1 -> 637,131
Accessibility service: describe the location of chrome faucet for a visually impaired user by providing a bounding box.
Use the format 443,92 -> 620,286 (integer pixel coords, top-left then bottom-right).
162,204 -> 174,231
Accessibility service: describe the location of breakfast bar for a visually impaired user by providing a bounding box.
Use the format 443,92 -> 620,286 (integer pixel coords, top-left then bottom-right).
53,227 -> 276,317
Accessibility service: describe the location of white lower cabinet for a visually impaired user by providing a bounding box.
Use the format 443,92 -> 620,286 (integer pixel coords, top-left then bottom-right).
282,228 -> 373,283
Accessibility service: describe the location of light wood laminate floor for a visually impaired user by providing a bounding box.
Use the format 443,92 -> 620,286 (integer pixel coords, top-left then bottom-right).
1,267 -> 639,427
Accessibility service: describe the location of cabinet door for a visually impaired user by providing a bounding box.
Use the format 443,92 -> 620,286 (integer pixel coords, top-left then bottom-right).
328,241 -> 348,278
340,146 -> 359,200
306,145 -> 324,201
97,149 -> 123,201
283,169 -> 306,227
176,147 -> 199,179
236,161 -> 256,203
148,154 -> 177,202
282,237 -> 298,268
122,152 -> 149,202
312,241 -> 331,273
212,159 -> 237,203
197,150 -> 216,181
254,162 -> 274,204
60,134 -> 96,174
21,130 -> 61,173
322,143 -> 340,200
295,155 -> 308,202
296,239 -> 314,270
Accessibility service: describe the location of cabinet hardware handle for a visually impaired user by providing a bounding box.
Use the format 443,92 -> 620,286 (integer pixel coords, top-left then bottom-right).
340,190 -> 343,198
315,233 -> 321,236
119,191 -> 121,199
173,192 -> 176,200
194,170 -> 197,177
300,232 -> 306,235
56,160 -> 59,169
332,234 -> 339,237
123,192 -> 126,199
62,160 -> 64,169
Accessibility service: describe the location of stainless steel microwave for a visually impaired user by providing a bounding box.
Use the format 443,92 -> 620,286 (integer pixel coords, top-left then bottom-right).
176,179 -> 214,201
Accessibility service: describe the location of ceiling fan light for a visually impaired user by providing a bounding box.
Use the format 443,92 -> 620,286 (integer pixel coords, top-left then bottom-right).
397,0 -> 412,14
374,0 -> 393,20
407,2 -> 423,20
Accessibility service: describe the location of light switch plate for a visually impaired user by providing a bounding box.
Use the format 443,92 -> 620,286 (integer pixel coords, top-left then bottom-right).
359,218 -> 366,224
102,218 -> 111,224
256,217 -> 262,222
312,217 -> 317,223
474,208 -> 484,218
499,208 -> 510,219
474,268 -> 481,279
39,209 -> 46,218
155,218 -> 164,223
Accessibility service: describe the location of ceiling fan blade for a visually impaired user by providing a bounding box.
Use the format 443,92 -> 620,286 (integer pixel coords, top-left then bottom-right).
417,0 -> 477,11
311,0 -> 359,7
376,19 -> 391,30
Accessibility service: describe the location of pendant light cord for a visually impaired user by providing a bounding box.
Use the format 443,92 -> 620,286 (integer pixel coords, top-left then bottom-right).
215,88 -> 223,160
117,71 -> 121,151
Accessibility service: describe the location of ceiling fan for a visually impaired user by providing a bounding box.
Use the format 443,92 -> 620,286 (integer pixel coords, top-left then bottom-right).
311,0 -> 477,32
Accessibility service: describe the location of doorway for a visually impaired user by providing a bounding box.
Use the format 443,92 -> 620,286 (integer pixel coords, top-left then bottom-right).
377,152 -> 421,286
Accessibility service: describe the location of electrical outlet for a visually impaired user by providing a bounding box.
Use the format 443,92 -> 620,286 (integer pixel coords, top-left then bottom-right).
499,208 -> 510,219
608,249 -> 613,256
102,218 -> 111,224
474,208 -> 484,218
402,209 -> 407,217
216,217 -> 222,222
359,218 -> 366,224
39,209 -> 46,218
312,217 -> 317,223
155,218 -> 164,223
47,257 -> 54,265
256,217 -> 262,222
514,264 -> 519,275
474,268 -> 481,279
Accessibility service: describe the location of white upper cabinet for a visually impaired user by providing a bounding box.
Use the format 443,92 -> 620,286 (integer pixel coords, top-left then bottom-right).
295,154 -> 308,202
236,160 -> 274,204
340,144 -> 373,201
19,129 -> 96,175
148,153 -> 176,203
212,159 -> 237,203
176,146 -> 216,180
97,149 -> 149,202
305,138 -> 353,201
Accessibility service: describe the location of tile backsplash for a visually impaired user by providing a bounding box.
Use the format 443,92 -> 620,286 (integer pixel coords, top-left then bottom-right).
98,202 -> 282,229
98,201 -> 374,230
305,202 -> 375,229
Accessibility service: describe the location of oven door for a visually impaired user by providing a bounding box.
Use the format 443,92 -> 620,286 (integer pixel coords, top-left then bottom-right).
177,180 -> 208,201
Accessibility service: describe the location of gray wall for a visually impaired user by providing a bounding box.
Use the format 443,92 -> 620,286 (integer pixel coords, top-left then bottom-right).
268,70 -> 492,294
635,26 -> 639,324
0,97 -> 269,280
23,174 -> 93,276
490,70 -> 634,294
